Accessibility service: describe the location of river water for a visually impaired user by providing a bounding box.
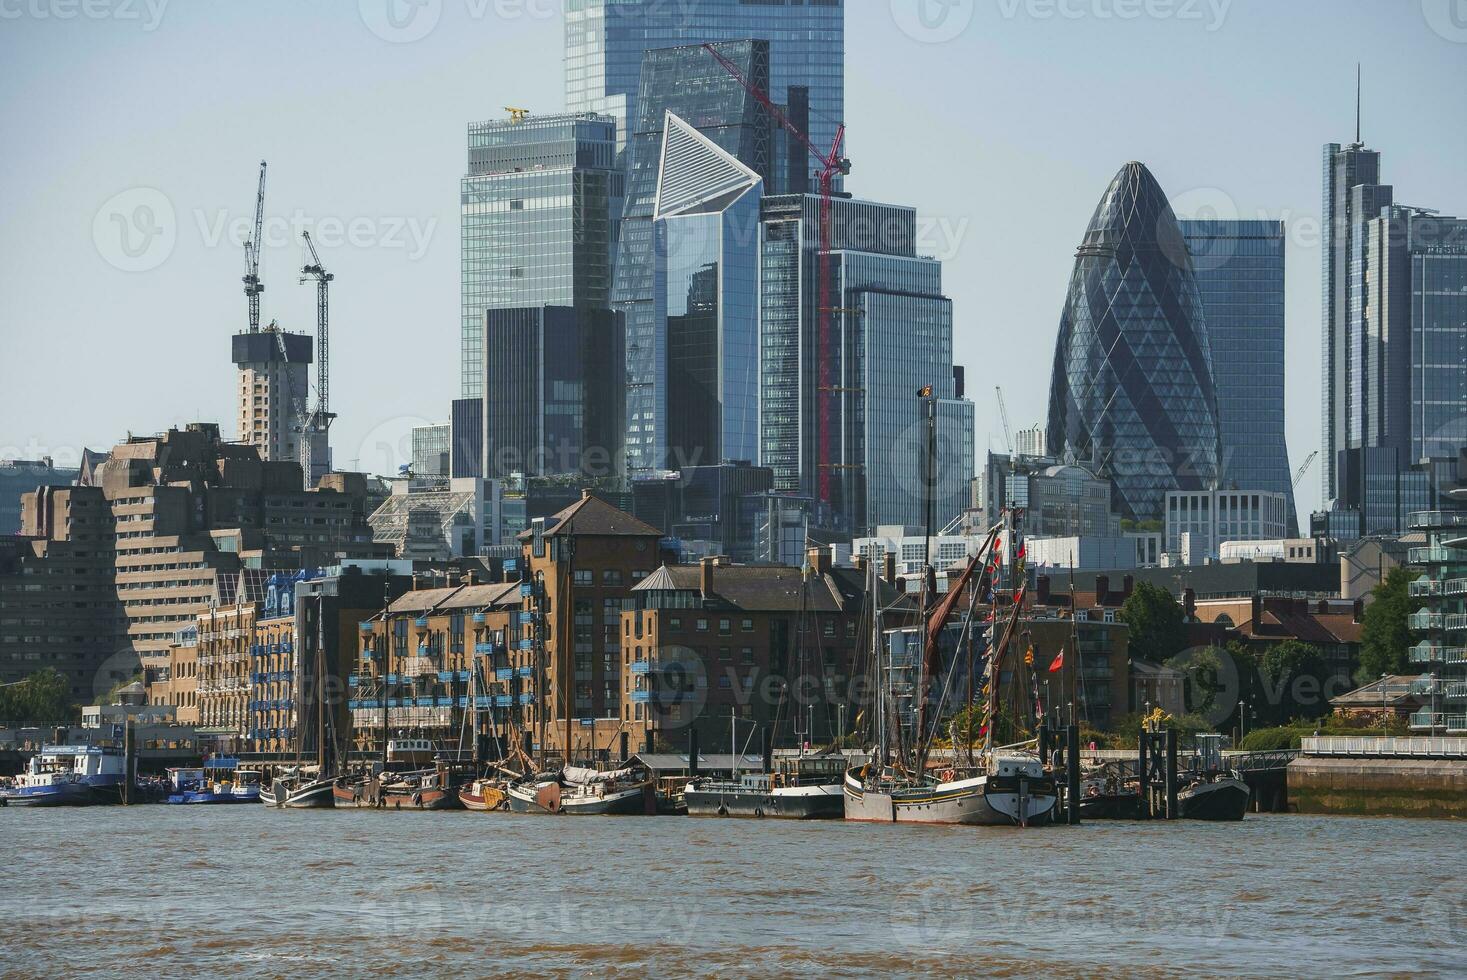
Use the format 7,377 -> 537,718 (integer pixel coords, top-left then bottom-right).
1,807 -> 1463,978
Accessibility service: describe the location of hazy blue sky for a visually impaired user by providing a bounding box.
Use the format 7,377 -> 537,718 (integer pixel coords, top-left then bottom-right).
2,0 -> 1463,513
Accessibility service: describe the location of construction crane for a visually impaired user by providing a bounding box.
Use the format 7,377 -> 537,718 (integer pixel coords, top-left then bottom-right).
299,232 -> 335,486
703,42 -> 850,507
995,386 -> 1014,455
504,106 -> 530,123
1292,450 -> 1319,490
299,231 -> 334,435
242,161 -> 267,333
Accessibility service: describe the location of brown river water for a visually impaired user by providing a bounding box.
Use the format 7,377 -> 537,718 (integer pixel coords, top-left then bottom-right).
1,807 -> 1463,978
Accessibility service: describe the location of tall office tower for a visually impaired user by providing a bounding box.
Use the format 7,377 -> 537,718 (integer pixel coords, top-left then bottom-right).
1046,162 -> 1221,525
1321,138 -> 1387,506
482,307 -> 625,480
759,194 -> 973,534
1179,220 -> 1297,534
654,113 -> 764,472
1335,207 -> 1467,534
233,328 -> 312,464
614,40 -> 775,474
460,112 -> 620,400
564,0 -> 844,184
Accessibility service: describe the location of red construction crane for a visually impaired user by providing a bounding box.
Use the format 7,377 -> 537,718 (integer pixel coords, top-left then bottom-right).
702,43 -> 850,507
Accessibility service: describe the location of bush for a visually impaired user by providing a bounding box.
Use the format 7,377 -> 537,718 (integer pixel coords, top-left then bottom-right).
1239,726 -> 1301,751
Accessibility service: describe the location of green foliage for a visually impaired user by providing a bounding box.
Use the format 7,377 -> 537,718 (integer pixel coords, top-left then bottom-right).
1358,566 -> 1416,681
1167,645 -> 1229,717
1238,726 -> 1300,751
1118,581 -> 1187,663
1106,710 -> 1214,748
1240,714 -> 1410,751
0,669 -> 75,727
1253,640 -> 1330,727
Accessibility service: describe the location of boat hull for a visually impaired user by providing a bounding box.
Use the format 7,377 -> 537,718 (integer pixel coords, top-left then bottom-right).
843,769 -> 1057,826
2,781 -> 94,807
260,778 -> 336,809
507,781 -> 655,816
685,783 -> 844,819
459,784 -> 508,812
1178,778 -> 1250,821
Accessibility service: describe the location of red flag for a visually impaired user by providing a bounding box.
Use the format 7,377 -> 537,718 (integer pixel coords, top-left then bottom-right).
1048,649 -> 1065,673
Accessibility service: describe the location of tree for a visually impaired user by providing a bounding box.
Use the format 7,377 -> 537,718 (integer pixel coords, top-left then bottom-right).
1358,566 -> 1415,681
1254,640 -> 1329,726
0,669 -> 73,727
1118,581 -> 1187,663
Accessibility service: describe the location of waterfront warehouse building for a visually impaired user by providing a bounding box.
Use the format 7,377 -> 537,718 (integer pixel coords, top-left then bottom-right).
1046,161 -> 1222,525
1178,219 -> 1296,534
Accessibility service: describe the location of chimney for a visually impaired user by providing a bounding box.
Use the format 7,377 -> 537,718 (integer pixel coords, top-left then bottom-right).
1036,574 -> 1051,606
807,546 -> 831,575
883,551 -> 897,585
1183,588 -> 1196,620
581,488 -> 593,500
1122,574 -> 1134,598
465,568 -> 477,586
853,554 -> 868,574
1095,574 -> 1110,607
700,556 -> 716,598
1352,598 -> 1364,623
1251,593 -> 1263,626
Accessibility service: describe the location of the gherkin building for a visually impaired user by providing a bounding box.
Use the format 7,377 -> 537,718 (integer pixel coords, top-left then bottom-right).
1046,161 -> 1221,524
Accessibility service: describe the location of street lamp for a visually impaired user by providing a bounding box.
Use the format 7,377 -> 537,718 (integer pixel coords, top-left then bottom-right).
1429,672 -> 1437,737
1380,673 -> 1388,732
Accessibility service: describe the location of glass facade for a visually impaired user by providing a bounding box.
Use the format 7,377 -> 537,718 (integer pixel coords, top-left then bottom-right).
482,306 -> 624,480
1179,220 -> 1296,534
460,113 -> 620,398
1405,213 -> 1467,463
1047,162 -> 1222,524
564,0 -> 844,179
410,423 -> 451,478
652,114 -> 762,471
615,40 -> 773,473
1321,141 -> 1384,506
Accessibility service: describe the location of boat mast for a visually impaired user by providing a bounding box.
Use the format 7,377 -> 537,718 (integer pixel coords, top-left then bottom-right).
870,553 -> 885,774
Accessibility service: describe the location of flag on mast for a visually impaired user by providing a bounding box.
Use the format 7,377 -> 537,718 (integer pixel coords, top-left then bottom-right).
1048,649 -> 1065,673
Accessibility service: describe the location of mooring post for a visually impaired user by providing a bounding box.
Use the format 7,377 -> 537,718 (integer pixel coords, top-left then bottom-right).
688,727 -> 700,778
1065,723 -> 1081,825
1165,728 -> 1179,819
619,730 -> 630,763
1037,722 -> 1050,765
1137,732 -> 1151,820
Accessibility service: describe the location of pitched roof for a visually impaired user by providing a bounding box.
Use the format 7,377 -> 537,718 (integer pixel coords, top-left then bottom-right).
387,581 -> 521,615
517,493 -> 662,540
630,562 -> 905,615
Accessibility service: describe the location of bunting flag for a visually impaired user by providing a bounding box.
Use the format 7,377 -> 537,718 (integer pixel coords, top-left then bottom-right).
917,384 -> 934,398
1024,646 -> 1034,667
1048,648 -> 1065,673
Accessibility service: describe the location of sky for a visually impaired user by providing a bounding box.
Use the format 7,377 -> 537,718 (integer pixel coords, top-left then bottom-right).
1,0 -> 1464,515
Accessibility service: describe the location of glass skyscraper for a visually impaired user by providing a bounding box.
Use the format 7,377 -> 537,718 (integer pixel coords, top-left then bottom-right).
759,194 -> 973,533
1046,162 -> 1222,525
564,0 -> 844,180
613,40 -> 773,473
460,113 -> 620,399
653,112 -> 763,471
1179,219 -> 1296,534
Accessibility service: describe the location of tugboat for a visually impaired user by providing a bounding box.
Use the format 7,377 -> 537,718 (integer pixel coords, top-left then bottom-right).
1,745 -> 130,806
165,760 -> 261,804
1178,735 -> 1249,821
684,716 -> 846,820
260,766 -> 336,808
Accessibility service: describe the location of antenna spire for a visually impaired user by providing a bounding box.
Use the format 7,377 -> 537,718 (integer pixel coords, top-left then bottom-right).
1355,62 -> 1361,145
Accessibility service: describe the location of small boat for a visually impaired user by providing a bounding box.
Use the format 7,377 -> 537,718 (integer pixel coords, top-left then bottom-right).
260,768 -> 336,809
844,755 -> 1058,826
685,748 -> 847,820
166,760 -> 261,804
1,745 -> 129,806
1178,774 -> 1250,821
507,765 -> 656,816
458,776 -> 509,811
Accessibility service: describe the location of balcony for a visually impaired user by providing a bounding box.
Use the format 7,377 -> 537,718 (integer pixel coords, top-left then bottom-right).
472,613 -> 487,625
414,617 -> 429,629
628,660 -> 652,675
1410,579 -> 1443,598
1449,714 -> 1467,734
1409,710 -> 1444,730
1408,511 -> 1467,530
474,642 -> 497,655
1445,615 -> 1467,633
1445,579 -> 1467,597
359,621 -> 376,634
1408,643 -> 1466,664
401,657 -> 437,678
1409,546 -> 1457,564
1444,682 -> 1467,701
1408,611 -> 1444,631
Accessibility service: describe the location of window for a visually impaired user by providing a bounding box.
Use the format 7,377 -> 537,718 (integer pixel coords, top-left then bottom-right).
696,619 -> 708,632
602,570 -> 622,587
574,570 -> 593,586
740,618 -> 754,632
718,619 -> 731,636
668,617 -> 682,632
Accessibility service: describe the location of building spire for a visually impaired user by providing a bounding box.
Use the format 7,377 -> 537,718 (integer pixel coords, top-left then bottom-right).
1355,62 -> 1361,145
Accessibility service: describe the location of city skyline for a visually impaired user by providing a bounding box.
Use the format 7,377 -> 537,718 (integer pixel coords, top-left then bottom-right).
2,3 -> 1465,517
